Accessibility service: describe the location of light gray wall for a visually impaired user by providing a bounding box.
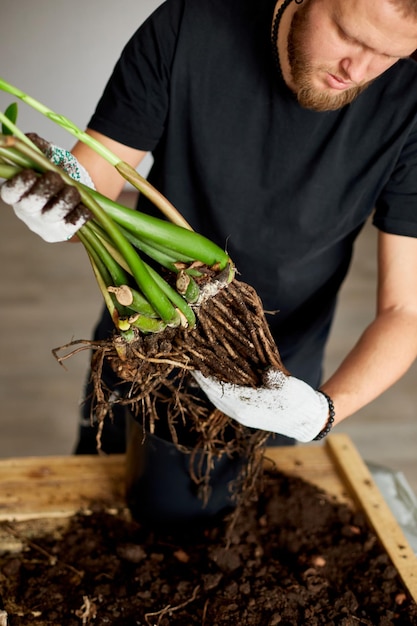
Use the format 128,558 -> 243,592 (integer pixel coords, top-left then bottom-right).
0,1 -> 162,152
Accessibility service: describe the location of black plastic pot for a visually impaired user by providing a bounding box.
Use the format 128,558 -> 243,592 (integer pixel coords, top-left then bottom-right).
125,410 -> 246,531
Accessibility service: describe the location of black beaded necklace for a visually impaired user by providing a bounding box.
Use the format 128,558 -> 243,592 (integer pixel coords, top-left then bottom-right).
271,0 -> 304,78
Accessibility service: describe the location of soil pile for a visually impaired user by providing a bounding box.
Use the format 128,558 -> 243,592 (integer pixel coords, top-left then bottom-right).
1,469 -> 416,625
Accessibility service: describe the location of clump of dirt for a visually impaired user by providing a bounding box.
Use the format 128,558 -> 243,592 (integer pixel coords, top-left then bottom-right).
56,278 -> 288,511
1,469 -> 416,625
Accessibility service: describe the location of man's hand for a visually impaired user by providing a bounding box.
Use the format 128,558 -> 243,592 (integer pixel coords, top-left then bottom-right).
0,135 -> 94,243
192,369 -> 330,442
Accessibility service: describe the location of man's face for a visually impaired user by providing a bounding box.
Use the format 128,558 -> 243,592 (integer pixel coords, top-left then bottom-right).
287,0 -> 417,111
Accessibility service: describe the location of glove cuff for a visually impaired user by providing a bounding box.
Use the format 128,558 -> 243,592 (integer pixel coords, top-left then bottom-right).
47,144 -> 95,189
313,391 -> 335,440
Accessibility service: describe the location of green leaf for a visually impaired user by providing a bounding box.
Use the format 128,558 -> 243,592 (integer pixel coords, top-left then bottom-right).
2,102 -> 18,135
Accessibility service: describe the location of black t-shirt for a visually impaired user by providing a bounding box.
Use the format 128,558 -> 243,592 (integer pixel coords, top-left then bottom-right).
88,0 -> 417,385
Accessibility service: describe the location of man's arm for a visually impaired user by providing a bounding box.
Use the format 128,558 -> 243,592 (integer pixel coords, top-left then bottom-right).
71,129 -> 148,199
321,230 -> 417,424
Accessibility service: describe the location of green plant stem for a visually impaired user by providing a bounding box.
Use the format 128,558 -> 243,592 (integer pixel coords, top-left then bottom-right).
81,223 -> 131,287
84,247 -> 165,334
117,224 -> 196,273
124,288 -> 160,318
84,221 -> 190,319
79,197 -> 181,325
0,135 -> 231,273
0,135 -> 181,325
85,249 -> 119,324
79,233 -> 114,288
0,145 -> 39,169
92,189 -> 231,270
128,315 -> 167,334
82,225 -> 162,318
0,163 -> 20,179
0,77 -> 192,229
0,127 -> 233,332
145,263 -> 196,328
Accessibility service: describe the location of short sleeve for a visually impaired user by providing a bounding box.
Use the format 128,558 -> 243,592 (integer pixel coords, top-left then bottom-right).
87,0 -> 185,151
373,124 -> 417,237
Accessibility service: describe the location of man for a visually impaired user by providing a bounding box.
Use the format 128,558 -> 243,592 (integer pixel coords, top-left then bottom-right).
3,0 -> 417,455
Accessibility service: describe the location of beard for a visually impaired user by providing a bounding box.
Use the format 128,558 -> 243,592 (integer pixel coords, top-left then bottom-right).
287,3 -> 369,111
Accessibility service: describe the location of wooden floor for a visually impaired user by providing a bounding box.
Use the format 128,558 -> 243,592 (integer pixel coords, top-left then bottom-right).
0,192 -> 416,494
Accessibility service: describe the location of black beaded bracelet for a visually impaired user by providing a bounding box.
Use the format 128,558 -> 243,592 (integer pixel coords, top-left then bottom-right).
313,391 -> 335,440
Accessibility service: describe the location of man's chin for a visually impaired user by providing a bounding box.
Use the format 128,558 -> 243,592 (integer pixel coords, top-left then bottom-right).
295,83 -> 367,112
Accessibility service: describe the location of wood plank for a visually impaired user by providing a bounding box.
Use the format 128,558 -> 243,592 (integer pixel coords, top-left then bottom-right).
0,446 -> 353,522
326,433 -> 417,603
0,455 -> 126,521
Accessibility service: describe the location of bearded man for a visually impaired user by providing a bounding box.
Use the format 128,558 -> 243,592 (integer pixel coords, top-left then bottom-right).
3,0 -> 417,522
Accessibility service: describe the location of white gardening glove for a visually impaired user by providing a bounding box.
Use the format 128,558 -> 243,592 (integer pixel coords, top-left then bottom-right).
192,369 -> 331,443
1,136 -> 94,243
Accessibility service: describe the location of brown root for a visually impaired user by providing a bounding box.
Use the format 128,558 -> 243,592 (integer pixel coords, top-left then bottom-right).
54,279 -> 287,525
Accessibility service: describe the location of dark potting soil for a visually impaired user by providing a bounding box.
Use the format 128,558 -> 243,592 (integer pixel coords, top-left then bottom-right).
1,470 -> 416,626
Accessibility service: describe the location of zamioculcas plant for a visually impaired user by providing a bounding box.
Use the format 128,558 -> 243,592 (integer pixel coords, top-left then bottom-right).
0,78 -> 287,505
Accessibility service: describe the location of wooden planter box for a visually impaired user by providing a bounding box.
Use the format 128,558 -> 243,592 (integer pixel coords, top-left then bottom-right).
0,433 -> 416,603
